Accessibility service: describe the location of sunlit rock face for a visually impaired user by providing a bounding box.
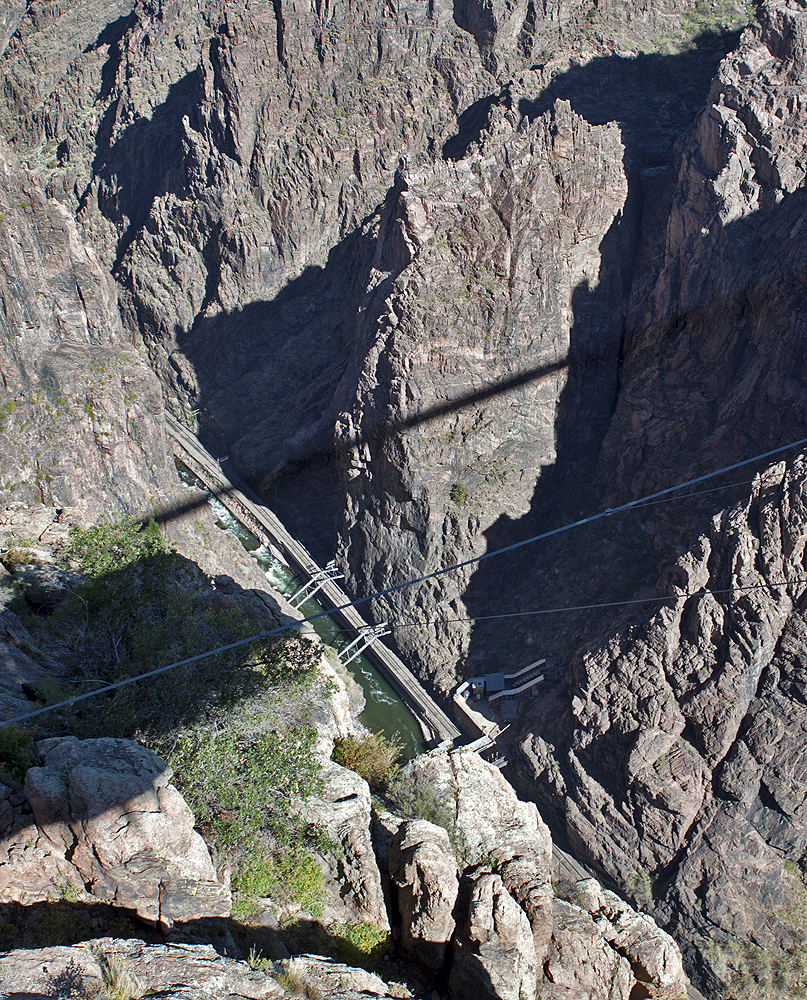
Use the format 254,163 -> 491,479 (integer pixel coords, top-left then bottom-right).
17,737 -> 230,926
3,0 -> 805,995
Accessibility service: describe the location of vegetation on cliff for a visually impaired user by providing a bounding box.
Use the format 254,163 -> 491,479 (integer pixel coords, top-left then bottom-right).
9,517 -> 331,920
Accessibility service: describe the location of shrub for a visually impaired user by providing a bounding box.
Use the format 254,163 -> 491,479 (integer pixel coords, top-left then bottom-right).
168,723 -> 321,851
43,957 -> 90,998
327,921 -> 390,968
275,957 -> 321,998
26,515 -> 329,923
449,482 -> 469,506
40,514 -> 320,740
386,769 -> 456,847
0,723 -> 34,785
59,516 -> 168,577
331,731 -> 402,793
95,953 -> 145,1000
269,847 -> 326,917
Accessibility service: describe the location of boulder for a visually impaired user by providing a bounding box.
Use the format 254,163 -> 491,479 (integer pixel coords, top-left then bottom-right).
576,879 -> 688,999
388,818 -> 459,970
300,758 -> 389,928
449,871 -> 537,1000
545,897 -> 634,1000
0,939 -> 283,999
19,737 -> 228,927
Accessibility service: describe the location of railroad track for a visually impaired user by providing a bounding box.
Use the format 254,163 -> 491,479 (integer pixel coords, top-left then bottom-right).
164,414 -> 462,745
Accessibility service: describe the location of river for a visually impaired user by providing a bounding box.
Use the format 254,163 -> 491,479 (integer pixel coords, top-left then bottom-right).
176,461 -> 425,759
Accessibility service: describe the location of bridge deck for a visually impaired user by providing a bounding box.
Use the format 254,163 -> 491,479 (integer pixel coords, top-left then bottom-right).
164,415 -> 461,745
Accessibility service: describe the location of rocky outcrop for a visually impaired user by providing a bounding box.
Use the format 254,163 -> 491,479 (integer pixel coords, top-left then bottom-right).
388,819 -> 459,970
518,452 -> 807,990
0,939 -> 284,999
387,748 -> 688,1000
404,747 -> 555,959
300,758 -> 389,929
0,939 -> 420,1000
449,870 -> 537,1000
332,91 -> 634,688
0,136 -> 172,523
10,737 -> 229,927
601,0 -> 807,507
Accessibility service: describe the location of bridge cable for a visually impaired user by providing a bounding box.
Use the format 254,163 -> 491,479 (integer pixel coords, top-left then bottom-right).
387,578 -> 803,631
316,436 -> 807,618
3,435 -> 807,727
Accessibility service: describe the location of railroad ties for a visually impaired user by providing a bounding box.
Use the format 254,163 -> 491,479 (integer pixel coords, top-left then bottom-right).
164,414 -> 462,746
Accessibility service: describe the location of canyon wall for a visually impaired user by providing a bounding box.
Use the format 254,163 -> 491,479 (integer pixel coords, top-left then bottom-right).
3,0 -> 807,995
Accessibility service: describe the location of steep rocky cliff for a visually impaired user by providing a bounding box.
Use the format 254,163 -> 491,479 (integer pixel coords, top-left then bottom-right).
509,7 -> 807,993
0,0 -> 751,572
0,739 -> 690,1000
517,453 -> 807,995
3,0 -> 807,996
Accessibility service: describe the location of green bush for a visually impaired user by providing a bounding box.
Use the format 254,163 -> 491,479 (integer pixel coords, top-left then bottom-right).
165,714 -> 326,918
331,731 -> 402,793
0,723 -> 34,785
386,769 -> 454,836
25,515 -> 330,919
327,921 -> 390,968
59,516 -> 168,577
38,514 -> 321,740
449,482 -> 469,507
270,847 -> 326,917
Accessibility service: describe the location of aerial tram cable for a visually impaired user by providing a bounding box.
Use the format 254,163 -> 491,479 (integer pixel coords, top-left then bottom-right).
3,434 -> 807,727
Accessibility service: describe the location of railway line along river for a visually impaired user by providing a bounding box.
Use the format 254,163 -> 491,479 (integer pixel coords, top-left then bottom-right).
176,460 -> 426,759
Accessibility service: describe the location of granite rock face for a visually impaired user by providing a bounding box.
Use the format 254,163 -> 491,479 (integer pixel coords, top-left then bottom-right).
388,818 -> 459,970
17,737 -> 230,927
0,137 -> 172,523
449,870 -> 537,1000
517,453 -> 807,990
299,757 -> 389,929
0,0 -> 800,994
0,939 -> 285,999
0,939 -> 419,1000
333,94 -> 633,688
601,0 -> 807,507
387,748 -> 687,1000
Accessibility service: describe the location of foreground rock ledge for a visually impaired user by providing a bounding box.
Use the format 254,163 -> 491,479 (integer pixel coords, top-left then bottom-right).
391,748 -> 690,1000
12,737 -> 229,927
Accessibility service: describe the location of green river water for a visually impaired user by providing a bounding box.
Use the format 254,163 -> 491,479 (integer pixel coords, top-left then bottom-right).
177,463 -> 425,759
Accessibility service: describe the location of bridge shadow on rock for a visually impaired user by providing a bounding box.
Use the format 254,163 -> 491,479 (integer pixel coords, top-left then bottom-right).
162,29 -> 743,573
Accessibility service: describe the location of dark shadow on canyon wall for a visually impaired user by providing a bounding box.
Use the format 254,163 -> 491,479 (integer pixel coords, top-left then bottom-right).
140,28 -> 744,569
177,217 -> 381,565
455,44 -> 807,1000
442,26 -> 752,679
81,70 -> 201,273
